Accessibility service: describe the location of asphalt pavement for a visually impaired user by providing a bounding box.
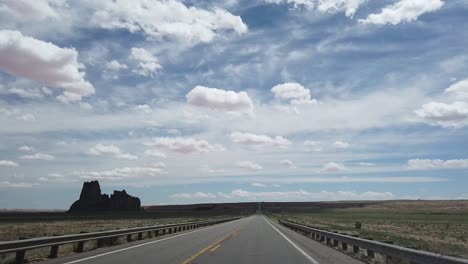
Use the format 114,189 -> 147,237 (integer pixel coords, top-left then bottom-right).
41,214 -> 365,264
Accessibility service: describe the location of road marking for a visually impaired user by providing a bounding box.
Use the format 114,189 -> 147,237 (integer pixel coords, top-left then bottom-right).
63,223 -> 229,264
180,228 -> 239,264
210,244 -> 221,252
264,217 -> 321,264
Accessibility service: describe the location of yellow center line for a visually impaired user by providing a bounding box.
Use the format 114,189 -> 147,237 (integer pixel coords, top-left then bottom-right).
210,244 -> 221,252
180,228 -> 241,264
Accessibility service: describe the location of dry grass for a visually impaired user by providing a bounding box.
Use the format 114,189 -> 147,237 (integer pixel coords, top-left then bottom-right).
0,214 -> 226,263
269,200 -> 468,259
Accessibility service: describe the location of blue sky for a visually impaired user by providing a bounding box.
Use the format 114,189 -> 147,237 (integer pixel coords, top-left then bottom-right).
1,0 -> 468,209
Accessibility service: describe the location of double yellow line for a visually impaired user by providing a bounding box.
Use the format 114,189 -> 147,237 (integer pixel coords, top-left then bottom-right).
180,228 -> 241,264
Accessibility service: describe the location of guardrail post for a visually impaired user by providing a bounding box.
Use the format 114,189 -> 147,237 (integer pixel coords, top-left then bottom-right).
76,241 -> 85,252
353,245 -> 359,254
16,250 -> 26,264
341,242 -> 348,251
326,237 -> 332,245
138,233 -> 143,240
127,234 -> 132,242
367,249 -> 375,258
162,229 -> 166,235
333,239 -> 339,247
168,228 -> 172,234
97,238 -> 104,248
155,230 -> 159,237
147,231 -> 153,238
49,245 -> 59,258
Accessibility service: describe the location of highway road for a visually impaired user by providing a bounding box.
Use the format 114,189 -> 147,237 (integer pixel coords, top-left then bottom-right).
42,214 -> 365,264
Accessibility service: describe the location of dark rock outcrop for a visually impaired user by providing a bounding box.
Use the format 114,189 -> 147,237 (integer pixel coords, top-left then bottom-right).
69,181 -> 141,212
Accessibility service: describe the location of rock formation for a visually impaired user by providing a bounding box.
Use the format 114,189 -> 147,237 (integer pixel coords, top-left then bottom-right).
69,181 -> 141,212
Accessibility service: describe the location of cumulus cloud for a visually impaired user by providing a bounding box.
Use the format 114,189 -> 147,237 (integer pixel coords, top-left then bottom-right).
104,59 -> 127,79
415,101 -> 468,127
333,141 -> 350,149
237,161 -> 263,171
129,47 -> 162,77
170,189 -> 395,201
280,159 -> 296,168
144,149 -> 167,159
90,0 -> 247,45
186,86 -> 254,115
0,0 -> 59,20
0,30 -> 94,102
18,145 -> 35,152
230,132 -> 290,148
7,87 -> 44,99
106,60 -> 127,71
322,162 -> 346,172
20,152 -> 54,160
88,143 -> 138,160
264,0 -> 367,17
445,78 -> 468,99
271,82 -> 317,105
144,137 -> 225,154
0,160 -> 19,167
77,165 -> 166,181
360,0 -> 444,25
408,158 -> 468,170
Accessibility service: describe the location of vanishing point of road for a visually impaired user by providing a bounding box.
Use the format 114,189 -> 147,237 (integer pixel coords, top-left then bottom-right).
42,214 -> 365,264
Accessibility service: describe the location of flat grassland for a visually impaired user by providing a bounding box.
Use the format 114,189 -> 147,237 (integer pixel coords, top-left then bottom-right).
269,200 -> 468,259
0,213 -> 227,241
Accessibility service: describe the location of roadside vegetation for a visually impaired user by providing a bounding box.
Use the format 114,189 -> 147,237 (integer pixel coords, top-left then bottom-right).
269,200 -> 468,259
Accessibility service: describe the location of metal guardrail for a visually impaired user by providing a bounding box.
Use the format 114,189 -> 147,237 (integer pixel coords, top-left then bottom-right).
0,217 -> 240,264
279,220 -> 468,264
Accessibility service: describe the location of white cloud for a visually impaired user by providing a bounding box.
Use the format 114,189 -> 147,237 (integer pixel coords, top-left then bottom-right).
304,140 -> 323,152
88,143 -> 138,160
408,159 -> 468,170
0,0 -> 59,20
0,181 -> 37,188
415,101 -> 468,127
186,86 -> 254,115
333,141 -> 350,149
20,152 -> 54,160
90,0 -> 247,45
265,0 -> 367,17
0,160 -> 19,167
144,149 -> 167,159
358,162 -> 375,167
106,60 -> 128,71
360,0 -> 444,25
230,132 -> 290,148
445,78 -> 468,99
170,192 -> 217,199
251,182 -> 266,187
238,161 -> 263,171
170,189 -> 395,201
130,47 -> 162,77
18,145 -> 35,152
134,104 -> 152,113
271,82 -> 317,105
280,159 -> 296,168
0,30 -> 94,102
77,165 -> 166,181
38,173 -> 73,183
144,137 -> 225,154
322,162 -> 346,172
7,87 -> 44,99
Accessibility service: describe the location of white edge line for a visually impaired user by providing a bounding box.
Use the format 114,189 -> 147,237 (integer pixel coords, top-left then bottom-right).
63,223 -> 227,264
264,217 -> 321,264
